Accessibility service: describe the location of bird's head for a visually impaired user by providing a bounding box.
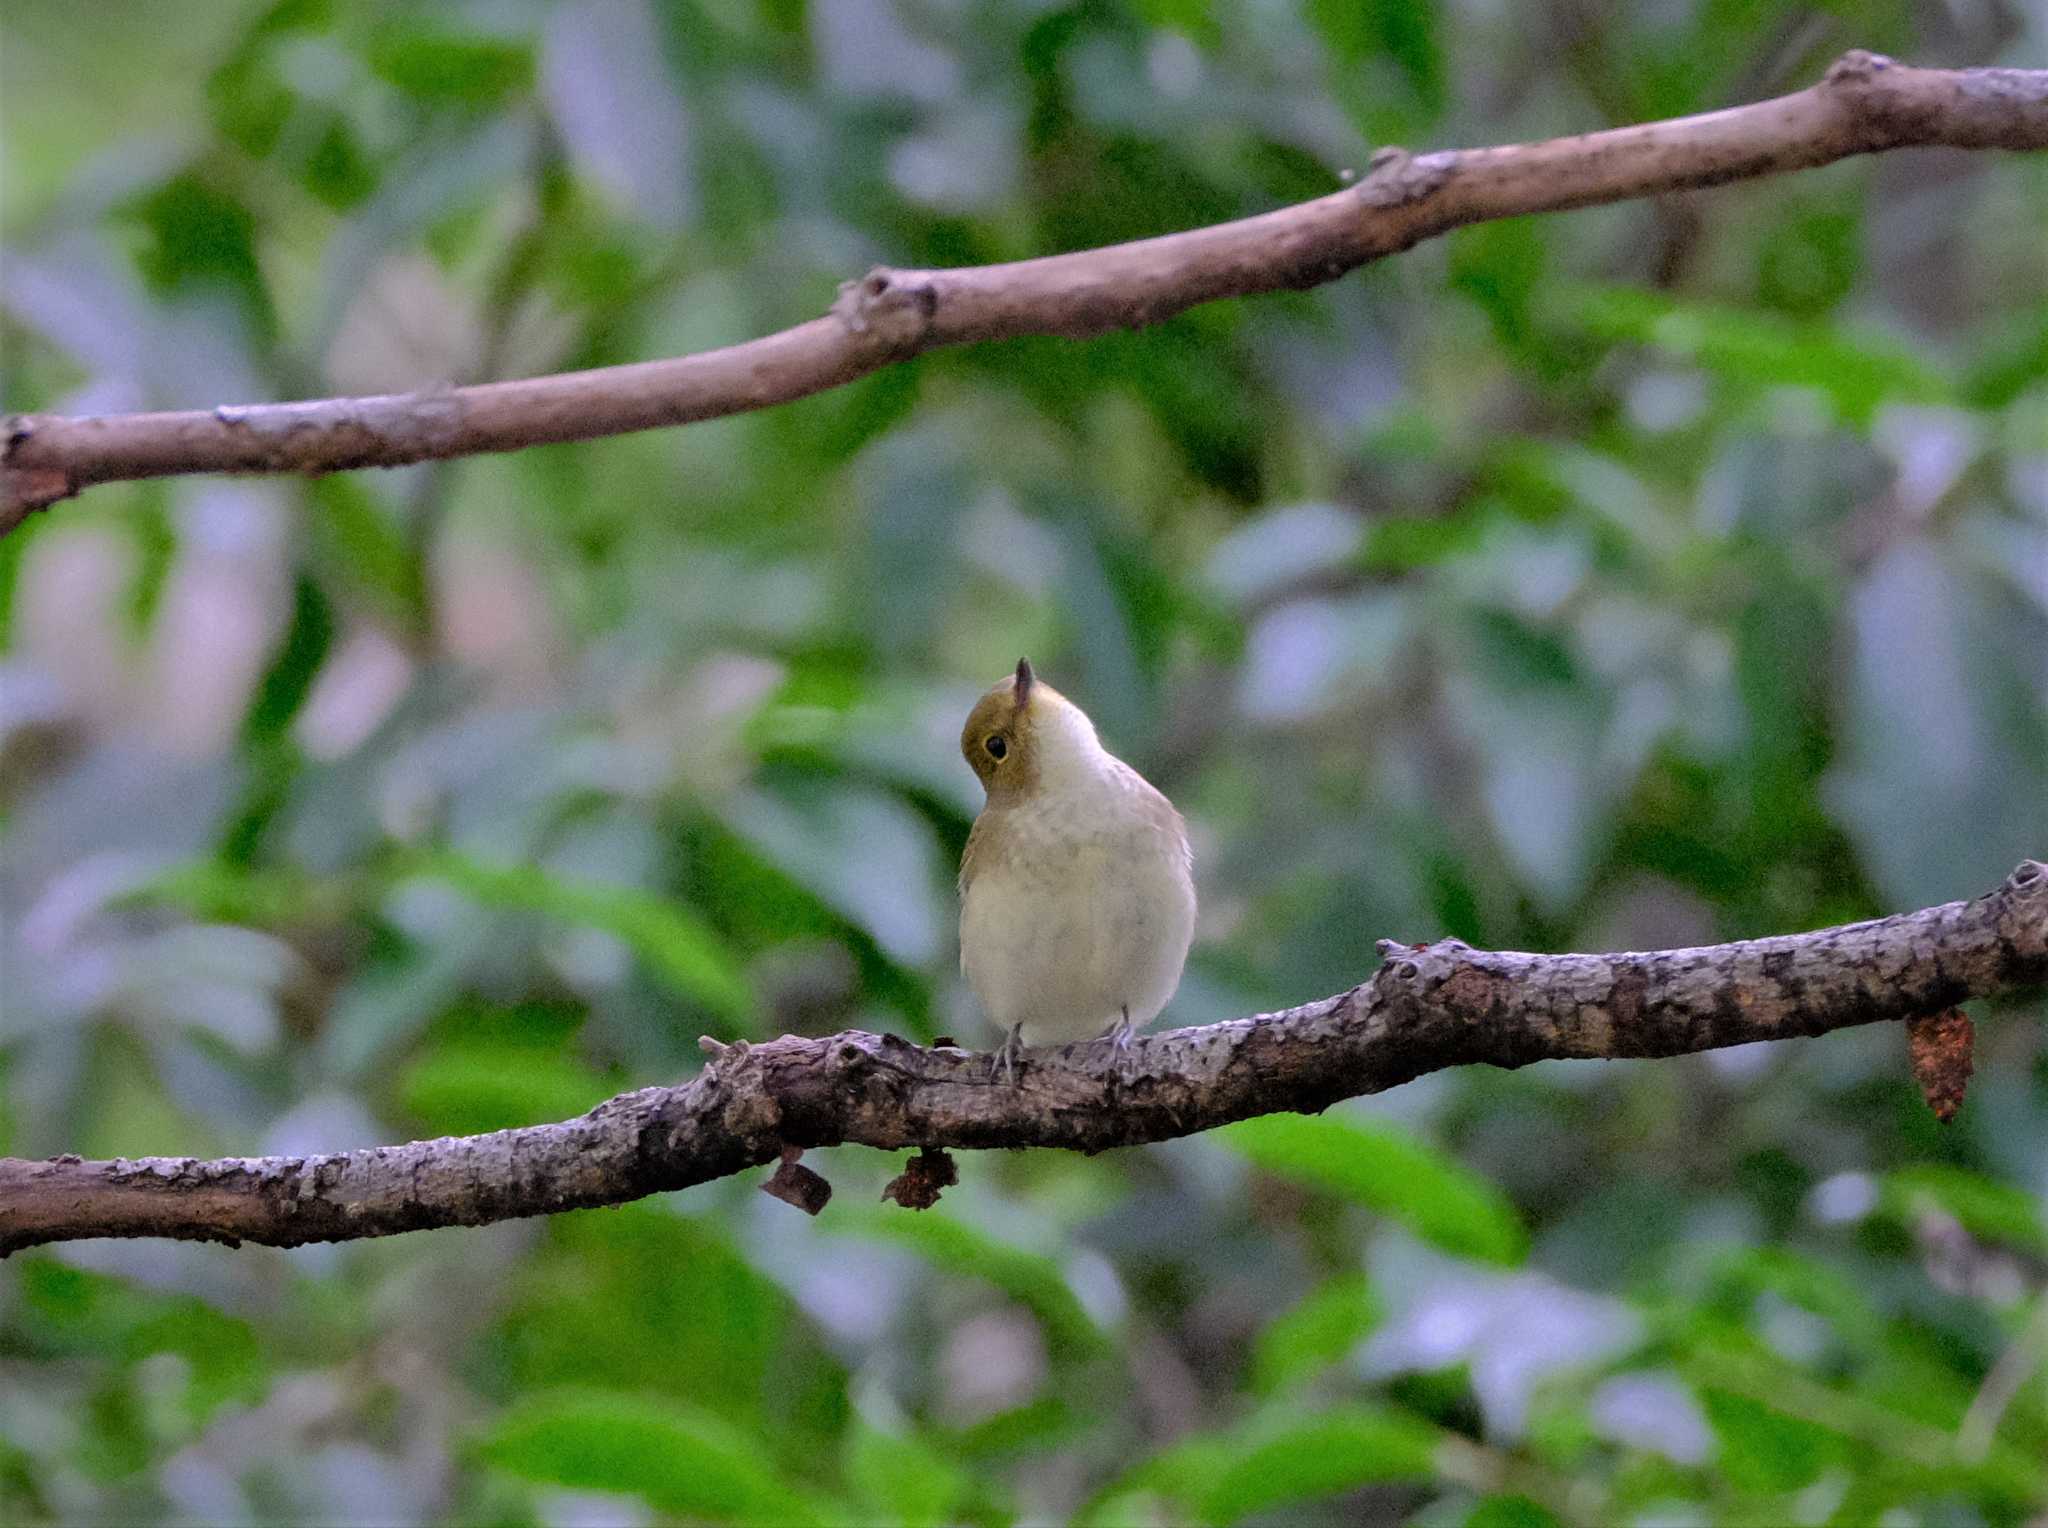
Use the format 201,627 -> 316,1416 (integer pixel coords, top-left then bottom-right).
960,658 -> 1103,801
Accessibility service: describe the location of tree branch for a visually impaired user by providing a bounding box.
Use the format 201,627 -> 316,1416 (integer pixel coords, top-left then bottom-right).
6,51 -> 2047,530
3,860 -> 2042,1256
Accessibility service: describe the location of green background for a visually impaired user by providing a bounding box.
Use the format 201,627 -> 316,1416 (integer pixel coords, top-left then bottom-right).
3,0 -> 2046,1522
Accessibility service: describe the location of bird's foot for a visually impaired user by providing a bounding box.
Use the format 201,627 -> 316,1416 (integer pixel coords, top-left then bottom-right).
991,1024 -> 1024,1085
1107,1007 -> 1136,1085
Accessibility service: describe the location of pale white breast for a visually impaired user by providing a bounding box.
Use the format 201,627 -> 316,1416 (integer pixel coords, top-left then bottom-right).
960,761 -> 1195,1048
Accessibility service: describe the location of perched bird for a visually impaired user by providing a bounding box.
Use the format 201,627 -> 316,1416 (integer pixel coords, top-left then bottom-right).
958,659 -> 1196,1077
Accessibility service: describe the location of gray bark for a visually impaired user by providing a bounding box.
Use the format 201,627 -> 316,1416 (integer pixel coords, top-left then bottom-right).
3,860 -> 2042,1256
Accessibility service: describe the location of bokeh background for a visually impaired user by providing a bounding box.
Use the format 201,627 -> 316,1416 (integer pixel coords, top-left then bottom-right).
4,1 -> 2047,1523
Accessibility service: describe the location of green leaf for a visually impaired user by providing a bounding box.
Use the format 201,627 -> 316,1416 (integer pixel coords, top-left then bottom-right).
1697,1388 -> 1840,1493
298,111 -> 378,209
1563,285 -> 1947,427
501,1209 -> 790,1423
305,476 -> 425,625
1361,510 -> 1489,571
1465,1495 -> 1565,1528
323,935 -> 482,1080
1880,1165 -> 2048,1258
125,860 -> 344,927
1092,1405 -> 1444,1526
1699,1245 -> 1887,1354
125,1301 -> 268,1422
722,783 -> 945,967
407,851 -> 753,1029
1678,1334 -> 2048,1505
766,364 -> 924,478
1077,1433 -> 1238,1527
475,1391 -> 824,1525
1308,0 -> 1445,118
1202,1407 -> 1441,1523
844,1421 -> 975,1528
945,1395 -> 1080,1460
120,171 -> 274,340
398,1043 -> 612,1134
1250,1271 -> 1383,1395
834,1208 -> 1109,1357
1221,1113 -> 1527,1265
242,575 -> 333,743
1450,219 -> 1549,361
1756,203 -> 1860,319
1962,307 -> 2048,408
19,1262 -> 267,1426
366,20 -> 533,107
1134,0 -> 1221,46
204,0 -> 331,157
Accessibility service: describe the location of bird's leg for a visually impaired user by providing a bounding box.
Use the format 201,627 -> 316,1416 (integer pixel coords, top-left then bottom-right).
992,1023 -> 1024,1085
1108,1005 -> 1135,1083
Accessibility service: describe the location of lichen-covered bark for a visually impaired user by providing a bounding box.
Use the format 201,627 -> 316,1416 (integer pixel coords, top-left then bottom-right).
3,860 -> 2043,1255
9,53 -> 2048,524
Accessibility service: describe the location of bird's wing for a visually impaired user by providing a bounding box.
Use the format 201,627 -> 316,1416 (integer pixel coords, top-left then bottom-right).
1116,760 -> 1194,874
959,812 -> 985,901
958,809 -> 1003,974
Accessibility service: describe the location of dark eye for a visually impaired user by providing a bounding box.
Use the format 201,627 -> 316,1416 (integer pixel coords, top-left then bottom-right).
984,735 -> 1008,761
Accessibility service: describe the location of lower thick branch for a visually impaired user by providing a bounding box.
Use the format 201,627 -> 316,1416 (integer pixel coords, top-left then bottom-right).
3,860 -> 2043,1255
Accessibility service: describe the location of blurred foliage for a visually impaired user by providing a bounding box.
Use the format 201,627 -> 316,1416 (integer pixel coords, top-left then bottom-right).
3,0 -> 2047,1522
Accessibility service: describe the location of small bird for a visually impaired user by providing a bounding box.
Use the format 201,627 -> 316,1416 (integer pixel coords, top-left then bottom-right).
958,659 -> 1196,1078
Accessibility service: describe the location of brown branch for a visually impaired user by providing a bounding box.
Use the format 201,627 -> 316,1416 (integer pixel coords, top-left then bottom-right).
6,51 -> 2048,530
3,859 -> 2043,1256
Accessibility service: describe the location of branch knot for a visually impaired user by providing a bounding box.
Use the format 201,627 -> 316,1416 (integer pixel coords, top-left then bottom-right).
833,267 -> 939,353
1357,148 -> 1460,209
1824,49 -> 1896,89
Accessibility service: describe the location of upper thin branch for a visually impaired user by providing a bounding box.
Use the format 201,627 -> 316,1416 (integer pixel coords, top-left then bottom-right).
2,859 -> 2042,1256
7,51 -> 2048,529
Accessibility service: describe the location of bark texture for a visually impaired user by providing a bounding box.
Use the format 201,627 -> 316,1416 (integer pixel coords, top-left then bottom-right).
7,52 -> 2048,527
3,860 -> 2043,1256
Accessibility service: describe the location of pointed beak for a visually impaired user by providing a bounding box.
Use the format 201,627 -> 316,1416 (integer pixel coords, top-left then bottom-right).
1014,656 -> 1034,706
